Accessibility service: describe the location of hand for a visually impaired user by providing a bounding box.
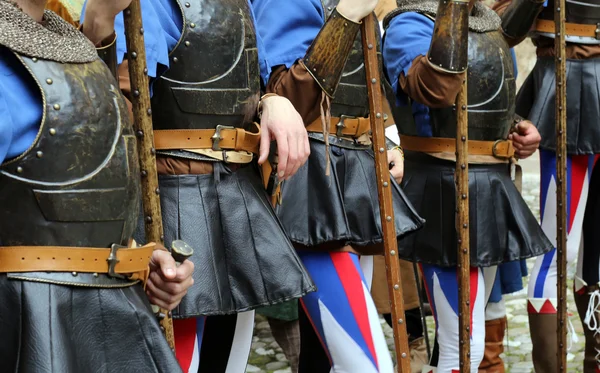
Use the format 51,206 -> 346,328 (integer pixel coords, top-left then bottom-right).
258,95 -> 310,181
145,249 -> 194,311
337,0 -> 379,22
508,120 -> 541,159
82,0 -> 133,45
388,148 -> 405,184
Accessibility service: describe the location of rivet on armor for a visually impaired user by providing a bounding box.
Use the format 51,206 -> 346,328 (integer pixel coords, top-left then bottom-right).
327,6 -> 332,10
376,113 -> 381,118
151,148 -> 156,155
462,194 -> 467,199
93,273 -> 99,277
344,22 -> 348,27
461,136 -> 466,141
137,130 -> 144,137
371,78 -> 377,84
401,353 -> 407,358
140,28 -> 144,35
383,181 -> 389,187
146,216 -> 153,223
49,128 -> 57,136
185,2 -> 190,7
461,105 -> 466,110
394,284 -> 399,290
144,68 -> 148,75
147,108 -> 153,116
461,164 -> 466,170
368,44 -> 373,50
386,216 -> 392,222
557,6 -> 561,11
133,90 -> 140,97
398,318 -> 404,324
141,170 -> 148,177
185,41 -> 191,47
16,166 -> 23,173
125,9 -> 131,16
155,188 -> 160,195
390,250 -> 396,256
32,57 -> 38,62
131,52 -> 138,59
379,147 -> 385,153
46,78 -> 53,85
72,272 -> 77,276
190,23 -> 196,28
36,151 -> 43,158
463,223 -> 468,228
463,248 -> 467,253
53,104 -> 61,111
173,57 -> 179,63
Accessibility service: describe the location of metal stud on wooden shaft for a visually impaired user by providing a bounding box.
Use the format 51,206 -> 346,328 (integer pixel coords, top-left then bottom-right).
361,13 -> 411,373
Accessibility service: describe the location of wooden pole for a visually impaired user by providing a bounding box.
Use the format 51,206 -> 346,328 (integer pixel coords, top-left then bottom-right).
554,0 -> 568,369
455,74 -> 470,372
122,1 -> 176,351
361,14 -> 411,372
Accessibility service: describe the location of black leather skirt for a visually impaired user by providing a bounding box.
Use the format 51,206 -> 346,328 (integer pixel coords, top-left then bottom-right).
0,276 -> 181,373
275,137 -> 424,253
516,56 -> 600,155
136,162 -> 315,317
399,152 -> 552,267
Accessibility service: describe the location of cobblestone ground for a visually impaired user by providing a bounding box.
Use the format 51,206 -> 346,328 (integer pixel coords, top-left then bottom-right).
246,163 -> 588,372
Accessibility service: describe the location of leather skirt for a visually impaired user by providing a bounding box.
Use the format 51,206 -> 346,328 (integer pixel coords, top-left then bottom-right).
516,56 -> 600,155
136,162 -> 315,317
275,137 -> 424,254
0,276 -> 181,373
399,151 -> 552,267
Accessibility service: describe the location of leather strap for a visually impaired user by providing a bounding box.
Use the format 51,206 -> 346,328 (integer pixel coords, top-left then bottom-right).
400,135 -> 515,159
0,243 -> 155,276
154,125 -> 261,154
306,116 -> 371,138
534,19 -> 599,38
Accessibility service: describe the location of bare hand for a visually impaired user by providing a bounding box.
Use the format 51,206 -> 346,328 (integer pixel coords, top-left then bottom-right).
508,120 -> 541,159
258,96 -> 310,180
388,148 -> 404,184
337,0 -> 379,22
82,0 -> 133,45
146,249 -> 194,311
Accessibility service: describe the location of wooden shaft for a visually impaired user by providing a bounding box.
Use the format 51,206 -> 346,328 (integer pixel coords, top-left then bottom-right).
555,0 -> 568,369
361,14 -> 411,372
122,1 -> 176,351
455,76 -> 470,372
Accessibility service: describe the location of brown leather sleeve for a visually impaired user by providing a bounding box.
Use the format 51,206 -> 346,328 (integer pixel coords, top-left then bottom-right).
399,55 -> 464,108
266,63 -> 323,124
493,0 -> 529,48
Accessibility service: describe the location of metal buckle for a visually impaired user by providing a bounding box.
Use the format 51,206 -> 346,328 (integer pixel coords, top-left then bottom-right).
337,115 -> 356,137
212,125 -> 235,151
107,243 -> 127,279
492,139 -> 510,159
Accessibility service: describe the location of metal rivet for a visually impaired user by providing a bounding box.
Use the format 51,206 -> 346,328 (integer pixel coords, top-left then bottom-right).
144,68 -> 148,74
368,44 -> 373,49
131,52 -> 138,59
398,318 -> 404,324
463,223 -> 468,228
93,273 -> 99,277
141,170 -> 148,177
371,78 -> 377,84
46,78 -> 53,85
185,2 -> 190,6
394,284 -> 400,290
145,216 -> 153,223
36,151 -> 43,158
386,216 -> 392,222
461,136 -> 466,141
461,105 -> 466,110
155,188 -> 160,194
49,128 -> 56,136
390,250 -> 396,256
462,194 -> 467,199
140,28 -> 144,35
401,353 -> 407,358
133,90 -> 140,97
32,57 -> 38,62
327,6 -> 332,10
16,166 -> 23,173
136,130 -> 144,138
72,272 -> 78,276
53,104 -> 61,111
461,164 -> 466,169
173,57 -> 179,63
376,113 -> 381,118
185,41 -> 190,47
379,147 -> 385,153
190,23 -> 196,28
344,22 -> 348,26
147,109 -> 153,116
383,182 -> 389,187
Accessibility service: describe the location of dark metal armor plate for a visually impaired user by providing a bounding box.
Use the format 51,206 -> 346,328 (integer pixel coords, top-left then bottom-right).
397,30 -> 516,141
321,0 -> 379,118
0,55 -> 140,286
150,0 -> 260,131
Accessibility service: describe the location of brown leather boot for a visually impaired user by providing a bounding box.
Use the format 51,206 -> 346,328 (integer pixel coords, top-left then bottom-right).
574,288 -> 600,373
529,312 -> 559,372
478,317 -> 507,373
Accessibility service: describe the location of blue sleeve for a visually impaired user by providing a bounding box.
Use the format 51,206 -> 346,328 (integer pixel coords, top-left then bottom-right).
383,12 -> 434,105
510,48 -> 518,79
251,0 -> 325,84
81,0 -> 182,79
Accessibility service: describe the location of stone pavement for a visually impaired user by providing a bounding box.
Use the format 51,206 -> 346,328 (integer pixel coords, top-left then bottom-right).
246,154 -> 588,372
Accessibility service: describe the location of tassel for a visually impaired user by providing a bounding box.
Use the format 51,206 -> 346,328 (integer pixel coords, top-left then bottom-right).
319,91 -> 332,177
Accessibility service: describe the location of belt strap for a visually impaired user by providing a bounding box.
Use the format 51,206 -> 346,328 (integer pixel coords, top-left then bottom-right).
306,116 -> 371,138
154,124 -> 261,154
534,19 -> 599,39
400,135 -> 515,159
0,243 -> 155,277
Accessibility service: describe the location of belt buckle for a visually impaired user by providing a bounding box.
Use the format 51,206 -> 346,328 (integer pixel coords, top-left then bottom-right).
337,115 -> 356,137
212,125 -> 235,151
107,243 -> 127,279
492,139 -> 509,159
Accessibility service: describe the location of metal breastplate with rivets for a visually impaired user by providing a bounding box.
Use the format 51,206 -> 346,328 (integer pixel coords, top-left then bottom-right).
150,0 -> 260,131
0,54 -> 141,286
534,0 -> 600,44
321,0 -> 378,118
396,29 -> 516,141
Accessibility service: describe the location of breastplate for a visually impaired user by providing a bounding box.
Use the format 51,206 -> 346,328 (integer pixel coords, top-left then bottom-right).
150,0 -> 260,131
397,30 -> 515,141
0,55 -> 140,249
322,0 -> 380,118
534,0 -> 600,44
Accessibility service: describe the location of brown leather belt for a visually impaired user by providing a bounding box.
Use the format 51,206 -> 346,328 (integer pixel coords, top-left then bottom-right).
154,124 -> 261,154
400,135 -> 515,159
0,243 -> 155,279
534,19 -> 599,39
306,116 -> 371,138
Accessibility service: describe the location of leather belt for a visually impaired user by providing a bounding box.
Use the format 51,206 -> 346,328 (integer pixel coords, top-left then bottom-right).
0,243 -> 155,280
306,116 -> 371,138
400,135 -> 515,159
534,19 -> 599,39
154,124 -> 261,154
